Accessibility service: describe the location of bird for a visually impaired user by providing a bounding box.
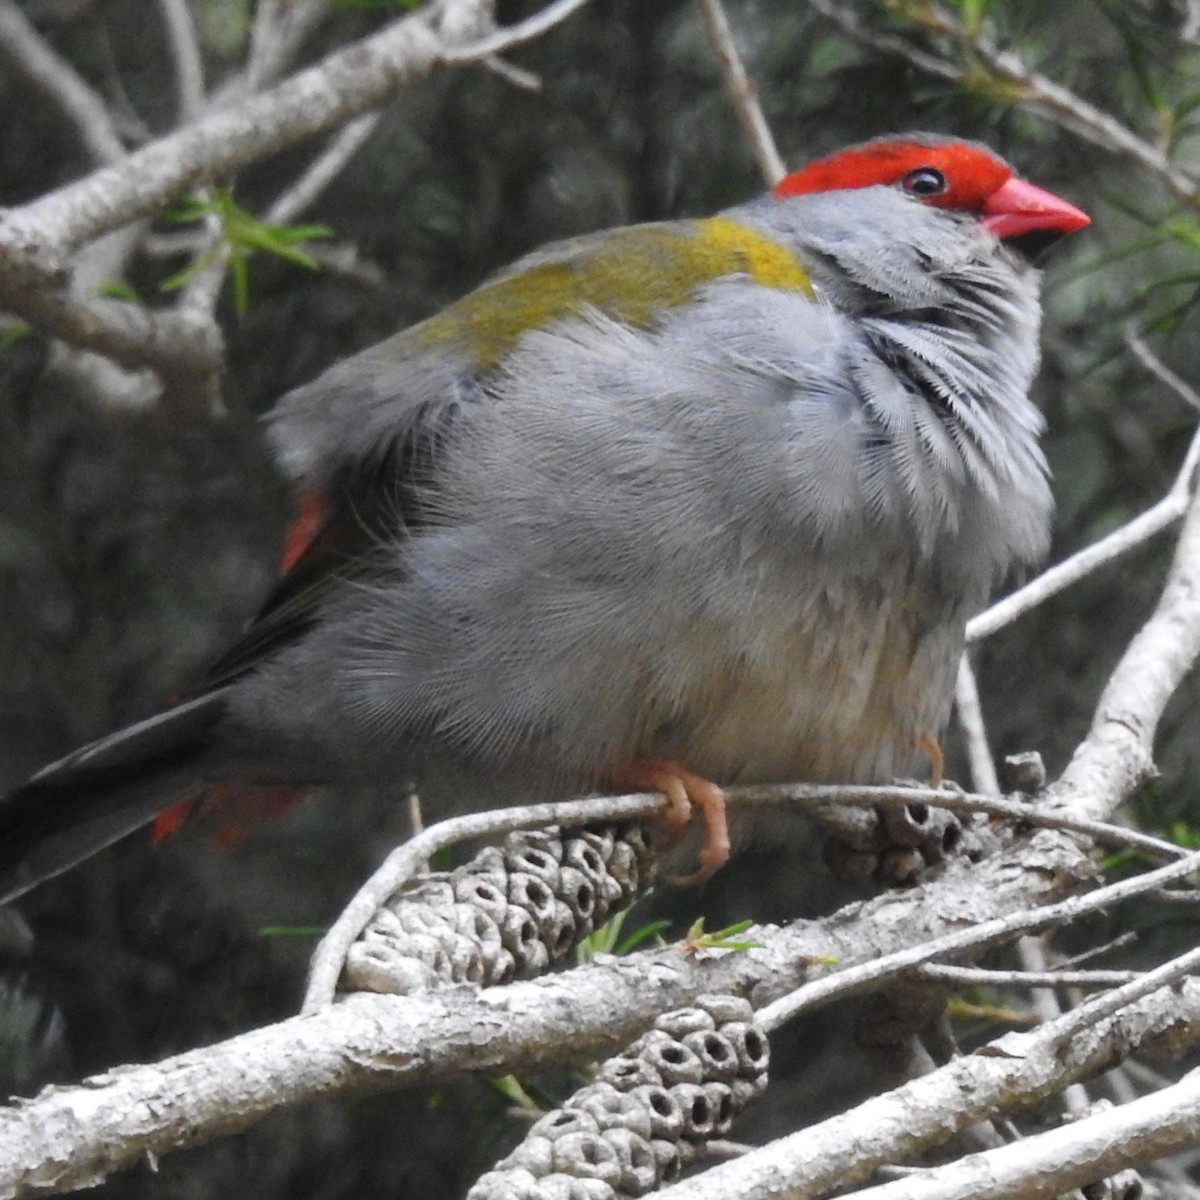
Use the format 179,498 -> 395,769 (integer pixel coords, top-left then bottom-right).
0,133 -> 1089,904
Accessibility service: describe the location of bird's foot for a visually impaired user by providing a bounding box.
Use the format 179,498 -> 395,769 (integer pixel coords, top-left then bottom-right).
616,758 -> 730,887
915,732 -> 944,787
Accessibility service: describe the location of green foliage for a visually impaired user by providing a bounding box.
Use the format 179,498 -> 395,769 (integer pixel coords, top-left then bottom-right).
487,1074 -> 545,1113
1166,820 -> 1200,848
682,917 -> 760,952
0,324 -> 31,353
948,0 -> 995,38
576,908 -> 669,963
162,188 -> 329,314
96,280 -> 140,303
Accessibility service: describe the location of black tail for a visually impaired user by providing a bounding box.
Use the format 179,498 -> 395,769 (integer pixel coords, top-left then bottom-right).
0,692 -> 227,903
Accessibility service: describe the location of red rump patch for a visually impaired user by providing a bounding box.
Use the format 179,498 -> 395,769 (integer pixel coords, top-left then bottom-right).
151,801 -> 192,844
202,784 -> 310,851
151,785 -> 309,850
149,490 -> 325,850
280,490 -> 329,573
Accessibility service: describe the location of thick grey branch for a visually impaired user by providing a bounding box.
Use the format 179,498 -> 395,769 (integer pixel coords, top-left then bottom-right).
840,1068 -> 1200,1200
302,781 -> 1184,1012
1048,486 -> 1200,822
0,0 -> 594,396
0,0 -> 595,269
0,827 -> 1094,1198
655,972 -> 1200,1200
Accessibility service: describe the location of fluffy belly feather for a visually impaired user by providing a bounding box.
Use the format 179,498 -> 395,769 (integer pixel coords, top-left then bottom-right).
638,588 -> 963,787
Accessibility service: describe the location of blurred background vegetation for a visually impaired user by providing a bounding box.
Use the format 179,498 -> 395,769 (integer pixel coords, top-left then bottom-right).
1,0 -> 1199,1195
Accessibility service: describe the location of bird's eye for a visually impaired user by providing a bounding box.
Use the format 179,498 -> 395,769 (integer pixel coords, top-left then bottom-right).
902,167 -> 949,197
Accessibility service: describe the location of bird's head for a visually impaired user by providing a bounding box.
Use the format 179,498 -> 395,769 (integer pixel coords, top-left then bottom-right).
775,135 -> 1089,257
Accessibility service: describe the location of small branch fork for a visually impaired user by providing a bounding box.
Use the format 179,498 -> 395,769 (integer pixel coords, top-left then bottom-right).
0,0 -> 593,404
803,0 -> 1198,201
656,949 -> 1200,1200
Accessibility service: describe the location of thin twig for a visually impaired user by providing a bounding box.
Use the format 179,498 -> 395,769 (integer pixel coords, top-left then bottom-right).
266,113 -> 382,225
757,849 -> 1200,1032
804,0 -> 1197,199
156,0 -> 206,123
701,1141 -> 757,1161
1050,942 -> 1200,1046
245,0 -> 290,94
483,55 -> 542,90
1055,933 -> 1139,970
694,0 -> 785,186
0,0 -> 125,164
954,655 -> 1000,794
1125,324 -> 1200,415
440,0 -> 593,66
732,782 -> 1189,863
1149,887 -> 1200,904
918,963 -> 1138,989
968,423 -> 1200,640
968,327 -> 1200,641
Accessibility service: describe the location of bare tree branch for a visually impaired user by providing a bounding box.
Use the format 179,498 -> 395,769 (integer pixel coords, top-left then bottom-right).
968,423 -> 1200,640
0,821 -> 1101,1198
0,0 -> 594,398
266,113 -> 382,225
757,850 -> 1200,1032
917,963 -> 1139,988
656,973 -> 1200,1200
840,1069 -> 1200,1200
1126,324 -> 1200,415
156,0 -> 205,124
804,0 -> 1198,199
12,280 -> 225,411
303,778 -> 1190,1012
0,0 -> 595,267
0,0 -> 125,165
954,655 -> 1000,794
1048,485 -> 1200,823
695,0 -> 786,186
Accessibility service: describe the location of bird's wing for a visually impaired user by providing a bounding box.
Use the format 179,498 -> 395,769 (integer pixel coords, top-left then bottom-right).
202,215 -> 819,691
